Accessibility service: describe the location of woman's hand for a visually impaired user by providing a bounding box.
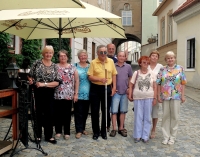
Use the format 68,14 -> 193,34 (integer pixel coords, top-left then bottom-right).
73,93 -> 78,103
128,94 -> 133,102
157,97 -> 163,103
35,82 -> 45,88
28,76 -> 33,85
181,95 -> 186,103
152,98 -> 157,106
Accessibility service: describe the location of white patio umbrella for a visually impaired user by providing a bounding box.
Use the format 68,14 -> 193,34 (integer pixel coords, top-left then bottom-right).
0,0 -> 85,9
0,2 -> 125,49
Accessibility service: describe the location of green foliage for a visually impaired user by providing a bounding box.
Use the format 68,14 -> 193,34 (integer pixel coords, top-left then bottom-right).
9,54 -> 24,68
0,32 -> 10,72
46,38 -> 71,63
21,39 -> 42,65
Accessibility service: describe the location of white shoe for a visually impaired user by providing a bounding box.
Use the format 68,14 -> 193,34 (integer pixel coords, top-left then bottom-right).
168,140 -> 175,145
162,139 -> 168,145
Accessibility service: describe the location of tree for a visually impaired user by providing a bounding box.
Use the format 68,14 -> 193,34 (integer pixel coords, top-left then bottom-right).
46,38 -> 71,63
21,39 -> 42,65
0,32 -> 10,72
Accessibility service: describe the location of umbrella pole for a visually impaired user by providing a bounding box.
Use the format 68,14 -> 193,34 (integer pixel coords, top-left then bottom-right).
105,69 -> 107,135
59,18 -> 62,50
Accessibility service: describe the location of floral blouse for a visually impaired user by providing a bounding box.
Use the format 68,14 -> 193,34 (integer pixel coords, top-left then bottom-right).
29,59 -> 61,83
54,64 -> 76,100
156,64 -> 187,100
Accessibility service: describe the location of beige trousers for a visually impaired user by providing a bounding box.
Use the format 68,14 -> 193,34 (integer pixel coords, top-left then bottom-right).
162,100 -> 180,141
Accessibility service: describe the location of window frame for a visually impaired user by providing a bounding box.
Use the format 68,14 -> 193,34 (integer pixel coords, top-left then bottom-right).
83,38 -> 87,51
160,17 -> 165,46
186,38 -> 195,69
121,10 -> 132,26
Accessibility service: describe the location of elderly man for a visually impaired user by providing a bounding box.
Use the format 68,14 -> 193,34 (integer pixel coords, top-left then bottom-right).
110,51 -> 132,137
107,43 -> 117,63
88,45 -> 117,140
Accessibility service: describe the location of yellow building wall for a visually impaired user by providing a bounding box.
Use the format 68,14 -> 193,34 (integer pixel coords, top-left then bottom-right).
157,40 -> 177,66
177,14 -> 200,89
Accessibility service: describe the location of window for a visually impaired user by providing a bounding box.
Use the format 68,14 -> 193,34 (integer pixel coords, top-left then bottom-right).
167,14 -> 173,43
161,19 -> 165,46
124,3 -> 130,10
187,38 -> 195,69
8,34 -> 15,49
122,11 -> 132,26
83,38 -> 87,50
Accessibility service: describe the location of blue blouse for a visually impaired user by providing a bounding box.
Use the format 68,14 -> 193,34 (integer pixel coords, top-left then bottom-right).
74,63 -> 90,100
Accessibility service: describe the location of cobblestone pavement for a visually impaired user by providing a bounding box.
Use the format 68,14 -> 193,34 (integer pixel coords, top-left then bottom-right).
1,96 -> 200,157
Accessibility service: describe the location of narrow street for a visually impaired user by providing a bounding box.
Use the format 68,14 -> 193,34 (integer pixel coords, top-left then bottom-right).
1,87 -> 200,157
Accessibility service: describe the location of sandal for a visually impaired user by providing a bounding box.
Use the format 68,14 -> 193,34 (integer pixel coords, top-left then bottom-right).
123,128 -> 127,133
83,130 -> 88,135
134,138 -> 140,143
75,133 -> 82,139
64,135 -> 70,140
55,134 -> 61,140
150,131 -> 156,139
118,130 -> 127,137
109,130 -> 117,137
162,139 -> 168,145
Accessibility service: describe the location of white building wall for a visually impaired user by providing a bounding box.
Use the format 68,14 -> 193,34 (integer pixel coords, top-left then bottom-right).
175,8 -> 200,88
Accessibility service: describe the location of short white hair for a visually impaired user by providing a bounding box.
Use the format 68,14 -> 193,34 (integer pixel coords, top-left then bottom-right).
165,51 -> 176,59
77,49 -> 88,57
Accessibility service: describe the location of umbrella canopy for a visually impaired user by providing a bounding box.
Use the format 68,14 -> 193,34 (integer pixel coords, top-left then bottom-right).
0,2 -> 125,48
0,0 -> 85,9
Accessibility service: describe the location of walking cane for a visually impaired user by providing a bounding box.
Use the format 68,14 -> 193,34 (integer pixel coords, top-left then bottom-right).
105,69 -> 107,135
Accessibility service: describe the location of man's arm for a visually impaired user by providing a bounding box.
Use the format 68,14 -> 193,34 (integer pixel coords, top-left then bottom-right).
111,75 -> 116,96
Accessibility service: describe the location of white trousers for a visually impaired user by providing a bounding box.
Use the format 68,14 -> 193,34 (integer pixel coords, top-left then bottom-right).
162,100 -> 180,141
133,99 -> 153,140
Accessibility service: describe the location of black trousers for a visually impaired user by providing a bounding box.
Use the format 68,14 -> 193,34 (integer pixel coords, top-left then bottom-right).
90,83 -> 111,135
34,87 -> 54,140
54,99 -> 72,135
74,100 -> 90,133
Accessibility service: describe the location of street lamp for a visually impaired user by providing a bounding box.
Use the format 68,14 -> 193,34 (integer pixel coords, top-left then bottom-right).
6,62 -> 19,89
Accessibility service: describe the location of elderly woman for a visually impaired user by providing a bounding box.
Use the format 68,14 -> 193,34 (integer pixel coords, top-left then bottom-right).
29,45 -> 61,144
157,51 -> 186,145
54,49 -> 79,140
74,49 -> 90,139
148,50 -> 163,139
128,56 -> 157,143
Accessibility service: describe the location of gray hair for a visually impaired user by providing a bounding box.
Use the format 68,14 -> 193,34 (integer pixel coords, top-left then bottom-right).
77,49 -> 88,57
97,45 -> 106,52
117,51 -> 126,56
58,49 -> 69,58
165,51 -> 176,59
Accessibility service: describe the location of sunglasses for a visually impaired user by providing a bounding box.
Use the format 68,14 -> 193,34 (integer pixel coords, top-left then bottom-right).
99,51 -> 107,55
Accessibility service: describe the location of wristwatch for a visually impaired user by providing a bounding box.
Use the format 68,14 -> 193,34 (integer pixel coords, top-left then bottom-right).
44,82 -> 47,87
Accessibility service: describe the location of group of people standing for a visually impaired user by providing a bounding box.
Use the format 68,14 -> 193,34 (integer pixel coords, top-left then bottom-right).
27,43 -> 186,145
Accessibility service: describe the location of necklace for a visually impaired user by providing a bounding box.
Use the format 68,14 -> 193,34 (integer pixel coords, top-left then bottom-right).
140,70 -> 148,74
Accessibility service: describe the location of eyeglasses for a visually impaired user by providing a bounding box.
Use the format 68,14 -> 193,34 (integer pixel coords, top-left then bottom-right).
99,51 -> 107,55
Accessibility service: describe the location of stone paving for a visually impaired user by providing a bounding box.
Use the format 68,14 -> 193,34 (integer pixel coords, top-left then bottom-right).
1,94 -> 200,157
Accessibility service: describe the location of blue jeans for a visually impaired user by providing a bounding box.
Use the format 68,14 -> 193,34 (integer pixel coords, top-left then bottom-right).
133,98 -> 153,140
111,93 -> 128,114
